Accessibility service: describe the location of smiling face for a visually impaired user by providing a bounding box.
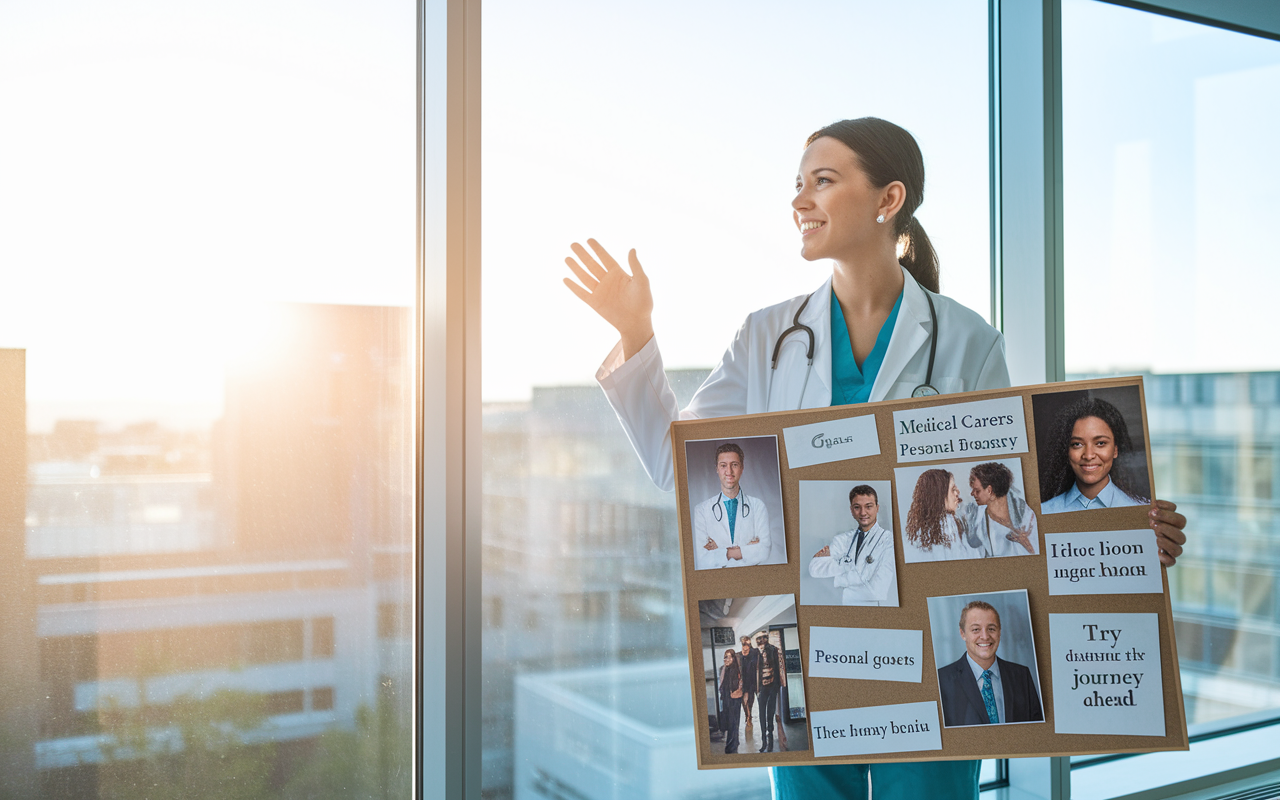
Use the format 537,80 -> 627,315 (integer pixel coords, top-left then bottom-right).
944,476 -> 962,514
1068,416 -> 1118,498
960,607 -> 1001,669
969,476 -> 995,506
792,136 -> 900,263
723,650 -> 734,668
716,452 -> 743,497
850,493 -> 879,530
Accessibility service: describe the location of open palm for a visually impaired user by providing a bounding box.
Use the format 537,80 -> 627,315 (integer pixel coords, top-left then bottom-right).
563,238 -> 654,357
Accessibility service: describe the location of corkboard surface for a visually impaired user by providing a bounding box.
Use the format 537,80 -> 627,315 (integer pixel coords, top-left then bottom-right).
674,377 -> 1188,769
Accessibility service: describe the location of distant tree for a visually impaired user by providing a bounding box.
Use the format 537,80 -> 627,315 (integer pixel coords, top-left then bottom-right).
281,700 -> 410,800
96,690 -> 277,800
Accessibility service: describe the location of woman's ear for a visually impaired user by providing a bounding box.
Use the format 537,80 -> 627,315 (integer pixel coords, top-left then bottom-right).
879,181 -> 908,223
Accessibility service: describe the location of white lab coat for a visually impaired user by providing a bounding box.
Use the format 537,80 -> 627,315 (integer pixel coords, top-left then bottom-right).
597,267 -> 1011,492
807,522 -> 899,606
971,511 -> 1040,557
692,492 -> 772,570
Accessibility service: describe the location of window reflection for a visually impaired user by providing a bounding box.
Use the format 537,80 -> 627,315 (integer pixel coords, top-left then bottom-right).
1063,0 -> 1280,731
0,0 -> 415,795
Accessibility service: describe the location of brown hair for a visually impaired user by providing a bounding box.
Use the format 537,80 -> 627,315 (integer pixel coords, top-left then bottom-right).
805,117 -> 939,293
904,468 -> 962,550
969,462 -> 1013,498
959,600 -> 1001,630
715,442 -> 745,467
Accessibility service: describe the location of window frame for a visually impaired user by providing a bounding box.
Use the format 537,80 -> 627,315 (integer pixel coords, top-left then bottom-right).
423,0 -> 1280,798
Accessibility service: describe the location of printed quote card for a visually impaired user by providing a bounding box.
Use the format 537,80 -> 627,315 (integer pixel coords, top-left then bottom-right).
1048,613 -> 1165,736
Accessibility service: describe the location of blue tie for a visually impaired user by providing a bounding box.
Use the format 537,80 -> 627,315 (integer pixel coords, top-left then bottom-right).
725,498 -> 738,542
981,669 -> 999,724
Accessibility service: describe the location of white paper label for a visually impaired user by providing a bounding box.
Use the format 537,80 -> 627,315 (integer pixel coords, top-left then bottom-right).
810,701 -> 943,758
807,627 -> 922,683
892,397 -> 1028,463
783,413 -> 880,469
1049,613 -> 1165,736
1045,530 -> 1164,595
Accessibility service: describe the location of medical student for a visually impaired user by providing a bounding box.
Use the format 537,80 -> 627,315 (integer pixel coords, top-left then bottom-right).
563,117 -> 1188,800
808,484 -> 898,606
692,442 -> 773,570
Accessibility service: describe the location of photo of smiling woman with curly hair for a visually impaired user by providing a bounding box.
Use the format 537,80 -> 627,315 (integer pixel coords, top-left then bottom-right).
1033,388 -> 1152,515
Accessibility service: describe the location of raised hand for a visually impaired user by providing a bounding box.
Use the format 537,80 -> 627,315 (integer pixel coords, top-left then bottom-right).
563,238 -> 655,359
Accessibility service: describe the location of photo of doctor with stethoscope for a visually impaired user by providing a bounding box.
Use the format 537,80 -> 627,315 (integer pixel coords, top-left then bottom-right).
687,436 -> 786,570
801,480 -> 899,607
564,116 -> 1188,800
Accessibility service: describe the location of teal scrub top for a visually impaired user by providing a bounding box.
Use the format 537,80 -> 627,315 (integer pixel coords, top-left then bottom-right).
771,288 -> 980,800
828,289 -> 902,406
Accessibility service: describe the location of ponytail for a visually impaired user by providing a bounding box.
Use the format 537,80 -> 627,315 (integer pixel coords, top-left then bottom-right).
900,217 -> 939,293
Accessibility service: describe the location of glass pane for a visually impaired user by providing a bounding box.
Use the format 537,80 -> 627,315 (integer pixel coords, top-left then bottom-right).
0,1 -> 415,796
1062,0 -> 1280,731
482,0 -> 989,796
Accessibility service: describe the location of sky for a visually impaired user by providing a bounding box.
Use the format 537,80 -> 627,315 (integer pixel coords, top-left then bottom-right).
2,0 -> 1277,430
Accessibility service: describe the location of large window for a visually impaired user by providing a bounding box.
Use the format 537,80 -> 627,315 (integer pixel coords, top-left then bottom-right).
0,2 -> 415,797
480,1 -> 990,797
1062,0 -> 1280,735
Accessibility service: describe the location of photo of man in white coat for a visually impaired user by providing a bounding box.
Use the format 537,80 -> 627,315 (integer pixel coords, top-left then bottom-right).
693,443 -> 772,570
807,484 -> 899,606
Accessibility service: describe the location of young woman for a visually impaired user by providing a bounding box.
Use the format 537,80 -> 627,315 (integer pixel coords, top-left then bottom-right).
718,649 -> 744,754
563,117 -> 1187,800
1040,396 -> 1151,514
901,469 -> 974,563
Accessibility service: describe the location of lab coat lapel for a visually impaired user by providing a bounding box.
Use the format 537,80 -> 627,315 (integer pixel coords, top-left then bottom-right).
869,267 -> 931,402
798,277 -> 833,408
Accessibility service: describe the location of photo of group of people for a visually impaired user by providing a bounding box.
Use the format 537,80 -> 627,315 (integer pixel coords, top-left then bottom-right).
699,595 -> 808,756
683,384 -> 1159,760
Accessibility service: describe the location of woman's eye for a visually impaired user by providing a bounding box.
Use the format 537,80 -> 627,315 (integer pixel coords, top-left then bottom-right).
817,176 -> 831,184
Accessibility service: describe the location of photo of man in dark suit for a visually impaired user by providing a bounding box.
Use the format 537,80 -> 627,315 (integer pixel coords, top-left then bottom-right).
937,600 -> 1043,727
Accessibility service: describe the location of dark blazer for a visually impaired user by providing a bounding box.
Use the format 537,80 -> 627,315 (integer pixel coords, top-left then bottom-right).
937,654 -> 1043,727
739,648 -> 759,692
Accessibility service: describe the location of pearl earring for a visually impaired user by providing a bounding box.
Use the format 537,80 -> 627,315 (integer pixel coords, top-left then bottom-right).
876,214 -> 885,224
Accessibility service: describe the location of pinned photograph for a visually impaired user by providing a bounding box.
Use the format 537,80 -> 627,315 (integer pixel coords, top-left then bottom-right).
1031,386 -> 1152,514
894,458 -> 1039,563
685,436 -> 787,570
927,590 -> 1045,728
699,595 -> 809,756
799,480 -> 899,607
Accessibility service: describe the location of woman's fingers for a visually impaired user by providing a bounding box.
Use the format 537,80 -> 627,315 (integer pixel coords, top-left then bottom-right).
628,248 -> 648,283
587,238 -> 622,272
564,256 -> 599,291
563,276 -> 594,305
1149,500 -> 1186,566
570,241 -> 608,280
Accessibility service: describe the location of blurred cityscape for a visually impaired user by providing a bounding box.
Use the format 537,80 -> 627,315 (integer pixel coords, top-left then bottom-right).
5,313 -> 1279,800
1,304 -> 413,799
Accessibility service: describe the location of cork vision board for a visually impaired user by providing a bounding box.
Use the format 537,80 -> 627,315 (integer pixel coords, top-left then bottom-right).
674,377 -> 1188,768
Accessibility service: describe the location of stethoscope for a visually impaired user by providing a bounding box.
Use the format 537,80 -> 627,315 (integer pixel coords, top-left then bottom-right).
839,526 -> 884,565
765,289 -> 941,409
711,491 -> 751,522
